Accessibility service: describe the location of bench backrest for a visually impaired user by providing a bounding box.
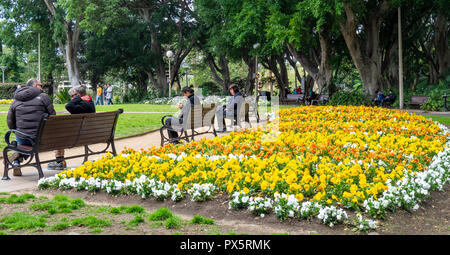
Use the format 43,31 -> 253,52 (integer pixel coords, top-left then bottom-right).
184,104 -> 216,130
37,109 -> 122,152
410,96 -> 429,104
319,94 -> 329,101
286,94 -> 304,100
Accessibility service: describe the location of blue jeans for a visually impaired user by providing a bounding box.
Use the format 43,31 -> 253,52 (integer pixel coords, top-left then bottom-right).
15,136 -> 33,162
95,96 -> 103,105
107,98 -> 113,105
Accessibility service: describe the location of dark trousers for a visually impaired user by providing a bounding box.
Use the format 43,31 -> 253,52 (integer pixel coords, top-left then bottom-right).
15,137 -> 32,162
165,118 -> 179,139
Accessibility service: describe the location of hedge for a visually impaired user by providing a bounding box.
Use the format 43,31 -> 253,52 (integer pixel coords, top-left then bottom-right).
0,83 -> 25,99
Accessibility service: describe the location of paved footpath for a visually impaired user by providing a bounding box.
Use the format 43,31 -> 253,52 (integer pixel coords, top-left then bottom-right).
0,127 -> 229,192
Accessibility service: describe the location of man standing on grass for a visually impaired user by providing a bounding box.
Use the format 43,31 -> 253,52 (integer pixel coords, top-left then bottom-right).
95,84 -> 103,105
6,78 -> 56,176
106,84 -> 113,105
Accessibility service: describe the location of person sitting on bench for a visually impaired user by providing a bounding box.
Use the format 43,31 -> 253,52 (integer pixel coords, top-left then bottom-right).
372,90 -> 385,106
383,90 -> 396,106
6,78 -> 56,176
164,87 -> 200,144
217,84 -> 245,132
47,85 -> 96,170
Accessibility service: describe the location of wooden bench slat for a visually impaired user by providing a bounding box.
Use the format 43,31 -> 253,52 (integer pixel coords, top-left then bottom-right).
38,139 -> 78,151
76,137 -> 112,146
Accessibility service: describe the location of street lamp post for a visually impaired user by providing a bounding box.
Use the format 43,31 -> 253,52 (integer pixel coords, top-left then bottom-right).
253,43 -> 260,96
38,32 -> 41,81
398,7 -> 404,109
166,50 -> 174,97
186,68 -> 189,88
0,66 -> 6,83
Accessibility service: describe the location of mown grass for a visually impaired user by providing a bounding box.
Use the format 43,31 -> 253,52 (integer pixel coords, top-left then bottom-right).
426,115 -> 450,126
0,194 -> 36,204
0,193 -> 225,234
29,194 -> 85,215
0,104 -> 178,151
0,212 -> 47,231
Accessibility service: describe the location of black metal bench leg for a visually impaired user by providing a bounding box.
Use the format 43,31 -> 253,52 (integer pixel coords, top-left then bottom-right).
111,141 -> 117,156
160,127 -> 166,146
2,149 -> 10,180
34,153 -> 44,179
83,145 -> 89,163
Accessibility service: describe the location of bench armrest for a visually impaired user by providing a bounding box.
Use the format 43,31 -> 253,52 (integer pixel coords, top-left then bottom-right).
4,129 -> 36,147
161,115 -> 174,127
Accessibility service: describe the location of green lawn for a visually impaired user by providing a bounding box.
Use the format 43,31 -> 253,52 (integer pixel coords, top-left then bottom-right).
0,105 -> 178,151
424,115 -> 450,126
0,104 -> 178,113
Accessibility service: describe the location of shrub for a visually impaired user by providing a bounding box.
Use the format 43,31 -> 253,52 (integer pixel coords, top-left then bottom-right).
0,83 -> 22,99
420,88 -> 448,111
56,88 -> 71,104
328,90 -> 372,106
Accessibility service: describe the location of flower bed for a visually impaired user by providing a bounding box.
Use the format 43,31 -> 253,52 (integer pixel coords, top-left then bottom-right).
38,106 -> 450,230
0,99 -> 13,104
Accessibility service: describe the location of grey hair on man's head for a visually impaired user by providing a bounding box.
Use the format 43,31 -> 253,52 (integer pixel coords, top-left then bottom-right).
75,85 -> 87,96
68,87 -> 77,97
26,78 -> 39,87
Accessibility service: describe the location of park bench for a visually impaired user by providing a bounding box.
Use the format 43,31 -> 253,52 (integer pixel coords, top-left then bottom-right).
226,99 -> 254,129
406,96 -> 429,108
283,94 -> 304,104
160,103 -> 217,146
311,94 -> 329,106
2,109 -> 123,180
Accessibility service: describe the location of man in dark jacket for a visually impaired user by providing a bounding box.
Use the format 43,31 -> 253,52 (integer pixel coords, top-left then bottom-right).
65,85 -> 96,114
164,87 -> 200,143
48,85 -> 96,170
217,84 -> 245,132
7,78 -> 56,176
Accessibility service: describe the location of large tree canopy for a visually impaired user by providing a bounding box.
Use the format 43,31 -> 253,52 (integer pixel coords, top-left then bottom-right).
0,0 -> 448,99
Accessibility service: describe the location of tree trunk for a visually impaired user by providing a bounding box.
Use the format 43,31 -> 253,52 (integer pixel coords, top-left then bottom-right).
338,2 -> 390,96
435,12 -> 450,78
242,52 -> 256,95
44,0 -> 82,87
287,38 -> 333,95
205,52 -> 231,93
262,54 -> 290,99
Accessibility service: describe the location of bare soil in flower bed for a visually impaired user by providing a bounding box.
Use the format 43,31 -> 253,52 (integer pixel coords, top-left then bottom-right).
1,185 -> 449,235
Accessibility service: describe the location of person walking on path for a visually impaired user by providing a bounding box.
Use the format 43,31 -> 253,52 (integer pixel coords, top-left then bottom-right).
6,78 -> 56,176
95,85 -> 103,105
106,84 -> 113,105
48,85 -> 96,170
